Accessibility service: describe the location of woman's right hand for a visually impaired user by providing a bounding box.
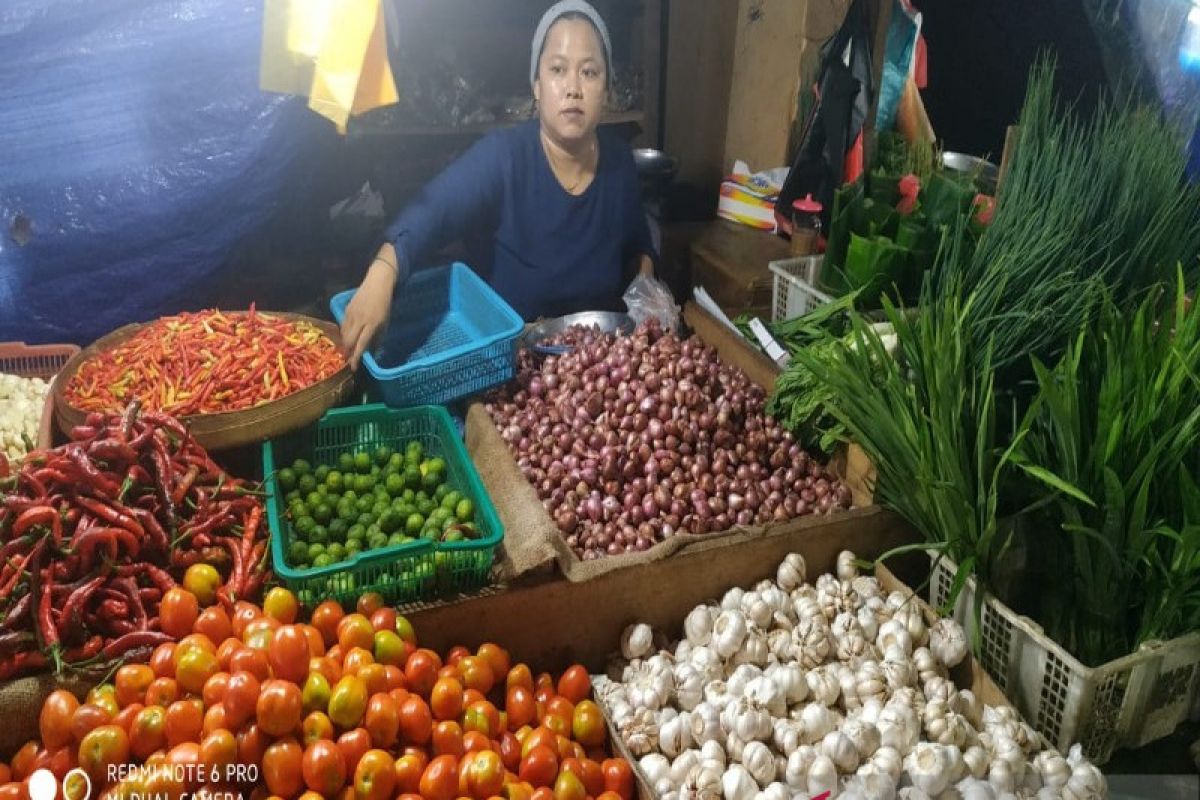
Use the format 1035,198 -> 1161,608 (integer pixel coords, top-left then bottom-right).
340,258 -> 398,369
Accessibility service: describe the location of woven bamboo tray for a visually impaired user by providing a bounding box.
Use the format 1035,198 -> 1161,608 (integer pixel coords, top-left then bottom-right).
53,312 -> 354,451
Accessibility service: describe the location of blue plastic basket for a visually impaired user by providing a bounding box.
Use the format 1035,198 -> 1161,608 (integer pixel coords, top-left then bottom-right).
330,263 -> 523,407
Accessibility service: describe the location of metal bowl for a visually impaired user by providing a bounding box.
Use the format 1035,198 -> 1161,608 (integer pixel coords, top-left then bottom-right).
522,311 -> 635,355
941,151 -> 999,193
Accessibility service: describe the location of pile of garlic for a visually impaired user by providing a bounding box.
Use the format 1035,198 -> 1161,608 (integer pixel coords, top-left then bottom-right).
0,373 -> 50,462
596,551 -> 1106,800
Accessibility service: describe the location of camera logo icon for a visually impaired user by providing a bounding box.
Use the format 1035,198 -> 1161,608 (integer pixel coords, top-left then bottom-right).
29,768 -> 91,800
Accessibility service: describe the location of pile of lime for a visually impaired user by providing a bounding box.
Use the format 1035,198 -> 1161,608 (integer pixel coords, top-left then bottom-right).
275,439 -> 481,571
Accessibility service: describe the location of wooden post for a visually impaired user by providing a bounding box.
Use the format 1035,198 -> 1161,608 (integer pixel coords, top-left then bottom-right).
996,124 -> 1020,197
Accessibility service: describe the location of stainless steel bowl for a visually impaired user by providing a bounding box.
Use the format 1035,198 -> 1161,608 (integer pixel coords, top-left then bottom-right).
941,151 -> 999,193
522,311 -> 635,354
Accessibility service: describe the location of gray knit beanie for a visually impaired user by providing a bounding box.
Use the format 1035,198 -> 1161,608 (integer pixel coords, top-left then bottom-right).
529,0 -> 613,87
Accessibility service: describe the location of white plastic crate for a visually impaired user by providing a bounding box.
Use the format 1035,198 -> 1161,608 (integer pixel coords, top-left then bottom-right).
769,255 -> 830,322
929,553 -> 1200,764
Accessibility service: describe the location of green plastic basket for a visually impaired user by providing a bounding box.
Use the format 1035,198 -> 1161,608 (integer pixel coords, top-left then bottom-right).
264,404 -> 502,606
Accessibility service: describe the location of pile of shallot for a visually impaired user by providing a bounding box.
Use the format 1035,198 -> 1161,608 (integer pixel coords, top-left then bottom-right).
486,323 -> 851,560
595,551 -> 1106,799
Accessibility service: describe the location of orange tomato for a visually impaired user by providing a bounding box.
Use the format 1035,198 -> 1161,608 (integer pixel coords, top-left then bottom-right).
534,673 -> 554,691
164,699 -> 204,748
223,670 -> 261,729
542,696 -> 574,725
262,737 -> 303,798
356,593 -> 385,618
202,704 -> 230,737
555,666 -> 590,705
77,725 -> 130,782
531,788 -> 556,800
457,656 -> 495,695
336,614 -> 375,653
601,759 -> 633,800
542,712 -> 570,740
369,607 -> 397,634
463,749 -> 505,800
303,625 -> 327,657
198,729 -> 237,771
301,739 -> 347,796
115,665 -> 155,708
229,646 -> 271,681
336,728 -> 372,775
506,664 -> 534,693
431,721 -> 464,759
398,695 -> 433,745
70,704 -> 112,745
39,690 -> 79,750
303,712 -> 336,745
383,665 -> 407,691
263,587 -> 300,624
201,671 -> 231,709
393,753 -> 424,795
309,655 -> 342,685
561,758 -> 603,798
476,644 -> 511,681
521,727 -> 558,760
364,694 -> 401,749
445,646 -> 471,667
231,601 -> 262,638
505,783 -> 535,800
216,637 -> 243,671
129,706 -> 168,760
418,754 -> 459,800
437,664 -> 460,681
570,701 -> 605,747
353,749 -> 396,800
160,588 -> 200,639
10,740 -> 38,781
461,731 -> 491,754
430,677 -> 465,721
328,675 -> 369,730
343,646 -> 375,675
505,686 -> 535,731
236,724 -> 269,767
311,601 -> 345,648
145,677 -> 180,708
597,792 -> 624,800
266,624 -> 311,684
150,642 -> 177,678
256,679 -> 303,737
194,606 -> 234,644
403,649 -> 442,697
176,646 -> 219,696
242,618 -> 277,652
463,700 -> 500,738
552,771 -> 586,800
517,746 -> 557,788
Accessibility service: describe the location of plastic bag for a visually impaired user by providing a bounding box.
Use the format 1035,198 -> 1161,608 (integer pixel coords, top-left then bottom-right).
623,274 -> 680,333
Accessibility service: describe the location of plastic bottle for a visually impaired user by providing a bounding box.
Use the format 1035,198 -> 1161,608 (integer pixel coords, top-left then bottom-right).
790,194 -> 824,257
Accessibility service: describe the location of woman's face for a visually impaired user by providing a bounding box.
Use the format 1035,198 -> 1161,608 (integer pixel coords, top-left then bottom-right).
534,18 -> 606,145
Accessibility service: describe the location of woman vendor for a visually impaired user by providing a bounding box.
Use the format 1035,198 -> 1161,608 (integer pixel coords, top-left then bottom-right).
340,0 -> 658,367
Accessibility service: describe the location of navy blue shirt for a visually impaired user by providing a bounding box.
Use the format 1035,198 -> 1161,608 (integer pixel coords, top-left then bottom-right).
383,120 -> 656,320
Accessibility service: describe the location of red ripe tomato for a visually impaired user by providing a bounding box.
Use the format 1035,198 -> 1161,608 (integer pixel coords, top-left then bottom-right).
571,700 -> 606,747
301,739 -> 347,796
70,704 -> 112,746
311,601 -> 345,648
417,754 -> 459,800
39,690 -> 79,750
201,671 -> 231,709
463,749 -> 505,800
115,665 -> 155,709
77,725 -> 130,782
223,670 -> 261,729
159,588 -> 200,639
476,643 -> 511,681
403,649 -> 442,697
429,677 -> 464,721
336,728 -> 372,776
498,732 -> 522,772
369,607 -> 397,634
194,606 -> 233,644
561,758 -> 604,798
337,614 -> 376,654
518,745 -> 558,788
145,677 -> 180,708
392,753 -> 424,795
398,696 -> 433,745
556,665 -> 590,704
431,721 -> 464,759
150,642 -> 177,678
262,737 -> 304,798
268,625 -> 311,684
505,685 -> 536,731
364,694 -> 401,749
236,724 -> 269,767
602,758 -> 634,800
256,679 -> 303,737
164,699 -> 204,748
353,749 -> 396,800
129,706 -> 168,760
457,656 -> 495,695
228,646 -> 271,681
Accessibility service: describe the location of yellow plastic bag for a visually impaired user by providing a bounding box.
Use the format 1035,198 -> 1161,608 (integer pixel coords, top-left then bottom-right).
260,0 -> 399,133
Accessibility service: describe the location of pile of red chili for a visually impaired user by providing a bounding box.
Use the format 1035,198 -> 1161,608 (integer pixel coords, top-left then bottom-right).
63,307 -> 345,416
0,404 -> 270,678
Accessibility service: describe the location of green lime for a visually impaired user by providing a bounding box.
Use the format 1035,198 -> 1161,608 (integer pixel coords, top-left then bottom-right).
402,488 -> 415,503
345,539 -> 363,556
421,471 -> 442,492
292,458 -> 312,476
455,498 -> 475,522
401,466 -> 421,491
326,543 -> 346,561
298,474 -> 317,494
384,473 -> 405,496
304,490 -> 323,508
441,490 -> 462,511
328,518 -> 349,541
277,468 -> 297,492
337,452 -> 355,473
433,484 -> 450,502
306,542 -> 326,560
357,512 -> 377,529
288,499 -> 306,519
378,510 -> 399,534
310,526 -> 330,545
314,464 -> 331,483
355,495 -> 374,513
388,452 -> 404,468
353,452 -> 372,474
370,465 -> 381,479
312,554 -> 333,568
373,445 -> 393,466
316,484 -> 330,497
368,534 -> 388,550
406,513 -> 425,535
288,540 -> 308,564
387,532 -> 407,547
347,523 -> 367,542
325,471 -> 344,493
422,457 -> 446,475
416,498 -> 435,516
406,439 -> 423,456
286,488 -> 303,504
312,503 -> 333,525
294,516 -> 316,537
336,501 -> 357,523
358,474 -> 378,494
443,527 -> 465,543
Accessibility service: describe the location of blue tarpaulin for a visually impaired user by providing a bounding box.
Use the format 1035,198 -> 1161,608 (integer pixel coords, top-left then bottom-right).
0,1 -> 324,345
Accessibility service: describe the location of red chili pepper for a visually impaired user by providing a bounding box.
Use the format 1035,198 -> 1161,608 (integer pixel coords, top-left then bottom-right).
12,506 -> 63,546
113,576 -> 148,631
129,507 -> 168,554
63,444 -> 121,497
87,438 -> 138,465
37,570 -> 60,666
0,537 -> 45,596
16,470 -> 47,499
99,598 -> 129,620
0,594 -> 33,631
0,648 -> 48,680
73,526 -> 141,569
102,630 -> 172,660
59,575 -> 106,640
64,635 -> 104,663
171,464 -> 200,506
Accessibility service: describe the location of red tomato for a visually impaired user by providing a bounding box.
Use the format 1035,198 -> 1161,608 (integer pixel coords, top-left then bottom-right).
303,712 -> 335,745
77,725 -> 130,782
498,732 -> 522,772
556,666 -> 590,705
393,753 -> 424,795
223,670 -> 261,729
70,705 -> 112,746
601,759 -> 634,800
398,696 -> 433,745
160,588 -> 200,639
561,758 -> 604,798
506,664 -> 534,693
457,656 -> 495,695
336,614 -> 375,654
369,607 -> 397,634
39,691 -> 79,751
463,749 -> 505,800
256,680 -> 303,737
429,677 -> 464,721
164,700 -> 204,748
201,671 -> 231,709
311,601 -> 345,648
518,746 -> 558,788
301,739 -> 347,796
236,724 -> 269,767
149,642 -> 177,678
262,737 -> 303,798
475,643 -> 511,681
194,606 -> 233,644
364,694 -> 401,749
115,665 -> 155,709
553,770 -> 586,800
129,706 -> 168,760
336,728 -> 372,776
268,625 -> 311,684
228,647 -> 270,682
403,649 -> 442,698
571,701 -> 606,747
144,677 -> 180,708
431,721 -> 464,759
353,749 -> 396,800
417,754 -> 459,800
199,729 -> 237,771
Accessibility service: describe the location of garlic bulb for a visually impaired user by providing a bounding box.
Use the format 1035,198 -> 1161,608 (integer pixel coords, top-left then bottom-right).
700,739 -> 727,768
1063,745 -> 1106,799
854,661 -> 887,706
929,618 -> 967,668
771,718 -> 802,757
689,702 -> 722,745
722,697 -> 772,742
806,754 -> 839,798
742,593 -> 774,629
776,553 -> 807,591
675,640 -> 694,663
877,619 -> 914,656
851,574 -> 882,599
797,702 -> 839,744
744,675 -> 786,718
682,761 -> 723,800
760,585 -> 791,617
814,574 -> 843,621
838,665 -> 862,710
793,595 -> 823,625
842,717 -> 881,760
792,617 -> 833,669
721,587 -> 746,612
725,732 -> 747,764
837,549 -> 859,580
721,764 -> 758,800
951,690 -> 983,729
822,729 -> 861,773
832,613 -> 872,664
674,662 -> 706,711
877,704 -> 919,753
880,652 -> 917,692
903,743 -> 951,796
670,750 -> 701,786
912,647 -> 942,684
741,741 -> 775,786
765,662 -> 807,705
955,778 -> 998,800
621,707 -> 661,755
660,711 -> 693,758
892,602 -> 928,648
987,758 -> 1016,794
685,605 -> 716,646
726,664 -> 762,698
856,605 -> 880,642
755,782 -> 790,800
869,746 -> 904,781
713,609 -> 749,659
766,628 -> 792,663
621,623 -> 654,660
846,770 -> 898,800
962,745 -> 989,779
859,697 -> 885,726
806,665 -> 841,707
690,645 -> 723,681
704,681 -> 732,711
923,676 -> 955,705
885,590 -> 909,613
784,746 -> 816,791
625,660 -> 672,710
1032,750 -> 1069,791
731,627 -> 769,668
639,753 -> 671,786
896,790 -> 931,800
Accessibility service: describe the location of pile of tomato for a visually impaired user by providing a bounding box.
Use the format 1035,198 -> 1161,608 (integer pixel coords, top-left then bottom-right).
0,587 -> 635,800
